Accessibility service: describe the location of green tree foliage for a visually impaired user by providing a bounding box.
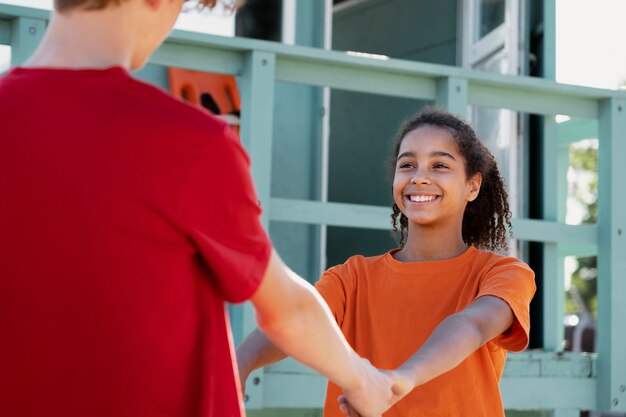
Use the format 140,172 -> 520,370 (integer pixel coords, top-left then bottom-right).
565,141 -> 598,318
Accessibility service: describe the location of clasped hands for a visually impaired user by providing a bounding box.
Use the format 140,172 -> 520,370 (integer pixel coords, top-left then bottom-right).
337,364 -> 415,417
239,358 -> 414,417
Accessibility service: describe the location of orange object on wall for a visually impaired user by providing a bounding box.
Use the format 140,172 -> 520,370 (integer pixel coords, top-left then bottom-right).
168,68 -> 241,137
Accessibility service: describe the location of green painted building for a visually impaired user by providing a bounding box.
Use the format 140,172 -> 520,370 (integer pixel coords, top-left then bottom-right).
2,1 -> 625,416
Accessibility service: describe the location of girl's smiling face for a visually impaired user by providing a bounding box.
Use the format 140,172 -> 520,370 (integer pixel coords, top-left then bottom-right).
393,125 -> 481,228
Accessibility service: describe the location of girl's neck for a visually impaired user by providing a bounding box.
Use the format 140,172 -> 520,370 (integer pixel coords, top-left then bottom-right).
394,224 -> 468,262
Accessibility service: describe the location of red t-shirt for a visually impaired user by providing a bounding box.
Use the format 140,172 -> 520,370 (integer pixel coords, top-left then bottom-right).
0,67 -> 271,417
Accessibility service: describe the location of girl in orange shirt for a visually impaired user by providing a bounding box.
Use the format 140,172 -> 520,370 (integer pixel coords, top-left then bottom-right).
237,107 -> 536,417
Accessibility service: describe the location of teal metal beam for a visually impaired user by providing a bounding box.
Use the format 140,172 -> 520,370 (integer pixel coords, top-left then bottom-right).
502,377 -> 596,410
292,0 -> 327,48
0,19 -> 10,45
503,351 -> 595,378
270,198 -> 390,229
1,5 -> 624,113
436,76 -> 468,119
9,16 -> 46,66
263,372 -> 326,409
542,116 -> 564,352
275,56 -> 437,99
269,0 -> 328,283
268,350 -> 597,379
150,41 -> 244,75
270,198 -> 597,245
596,98 -> 626,412
165,28 -> 626,111
0,5 -> 49,53
543,0 -> 557,81
261,351 -> 598,409
557,244 -> 597,258
0,4 -> 50,20
513,219 -> 595,245
240,51 -> 276,227
468,83 -> 598,119
541,0 -> 562,357
557,119 -> 598,145
235,50 -> 276,410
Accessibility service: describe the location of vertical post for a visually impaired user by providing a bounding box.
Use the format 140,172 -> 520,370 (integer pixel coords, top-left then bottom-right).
596,98 -> 626,412
273,0 -> 329,282
542,116 -> 564,352
436,77 -> 468,119
233,50 -> 276,410
239,50 -> 276,227
557,144 -> 568,223
541,0 -> 562,356
542,0 -> 557,81
294,0 -> 330,280
10,17 -> 46,67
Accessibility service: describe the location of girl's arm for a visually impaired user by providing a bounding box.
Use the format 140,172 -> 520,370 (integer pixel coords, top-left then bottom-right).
340,295 -> 515,413
236,327 -> 286,391
399,295 -> 514,386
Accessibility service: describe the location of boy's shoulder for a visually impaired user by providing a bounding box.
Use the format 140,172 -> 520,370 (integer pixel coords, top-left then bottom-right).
124,74 -> 229,134
0,67 -> 231,138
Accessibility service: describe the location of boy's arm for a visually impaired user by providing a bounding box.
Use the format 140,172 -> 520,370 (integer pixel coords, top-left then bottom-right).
340,296 -> 514,413
248,249 -> 392,417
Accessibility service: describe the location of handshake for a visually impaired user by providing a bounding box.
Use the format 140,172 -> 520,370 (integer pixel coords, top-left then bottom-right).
236,328 -> 415,417
334,365 -> 415,417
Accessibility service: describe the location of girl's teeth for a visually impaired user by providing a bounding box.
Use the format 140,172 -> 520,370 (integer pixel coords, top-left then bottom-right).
409,195 -> 436,202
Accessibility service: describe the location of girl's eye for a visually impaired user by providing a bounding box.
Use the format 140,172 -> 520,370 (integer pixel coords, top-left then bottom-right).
434,163 -> 448,169
399,162 -> 414,169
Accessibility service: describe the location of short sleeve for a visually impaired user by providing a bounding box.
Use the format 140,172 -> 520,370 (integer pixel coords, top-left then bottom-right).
476,259 -> 536,352
181,125 -> 272,303
314,266 -> 350,326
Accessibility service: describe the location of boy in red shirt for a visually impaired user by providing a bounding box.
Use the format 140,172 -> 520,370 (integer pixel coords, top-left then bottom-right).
0,1 -> 393,416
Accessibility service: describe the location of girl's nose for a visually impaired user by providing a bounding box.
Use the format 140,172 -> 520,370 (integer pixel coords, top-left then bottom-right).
411,171 -> 432,185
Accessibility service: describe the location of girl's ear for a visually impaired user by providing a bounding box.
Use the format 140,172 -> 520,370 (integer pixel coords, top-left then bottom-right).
467,173 -> 482,202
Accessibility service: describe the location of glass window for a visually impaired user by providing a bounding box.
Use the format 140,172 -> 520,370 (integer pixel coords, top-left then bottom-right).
477,0 -> 505,40
471,50 -> 515,186
0,45 -> 11,73
470,49 -> 520,257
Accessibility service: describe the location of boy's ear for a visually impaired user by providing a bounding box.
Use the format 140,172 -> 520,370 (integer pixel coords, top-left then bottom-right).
467,173 -> 482,202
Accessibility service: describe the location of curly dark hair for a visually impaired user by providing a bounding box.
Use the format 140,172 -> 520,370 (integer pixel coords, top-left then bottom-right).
390,107 -> 512,252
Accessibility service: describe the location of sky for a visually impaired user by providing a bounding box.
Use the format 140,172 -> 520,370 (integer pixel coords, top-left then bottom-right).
555,0 -> 626,89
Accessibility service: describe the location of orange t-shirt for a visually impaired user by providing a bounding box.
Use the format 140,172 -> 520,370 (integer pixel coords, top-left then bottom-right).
315,247 -> 536,417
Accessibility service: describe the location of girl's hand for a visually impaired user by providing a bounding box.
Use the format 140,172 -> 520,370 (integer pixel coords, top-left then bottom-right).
382,368 -> 415,405
337,398 -> 359,417
337,358 -> 393,417
337,367 -> 415,417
